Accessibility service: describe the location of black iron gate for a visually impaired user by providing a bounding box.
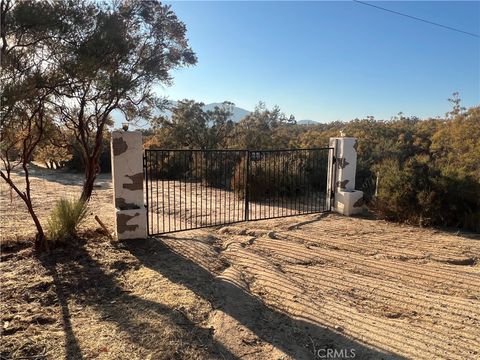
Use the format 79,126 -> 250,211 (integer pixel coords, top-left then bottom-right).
144,148 -> 334,235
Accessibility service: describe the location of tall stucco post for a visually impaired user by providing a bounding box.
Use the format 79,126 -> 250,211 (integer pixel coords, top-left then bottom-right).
328,137 -> 364,216
111,130 -> 147,239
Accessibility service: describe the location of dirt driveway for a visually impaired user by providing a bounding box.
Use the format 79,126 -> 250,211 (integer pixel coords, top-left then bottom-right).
146,214 -> 480,360
1,169 -> 479,359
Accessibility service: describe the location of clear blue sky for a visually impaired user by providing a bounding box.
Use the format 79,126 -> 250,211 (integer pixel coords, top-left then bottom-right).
158,1 -> 480,122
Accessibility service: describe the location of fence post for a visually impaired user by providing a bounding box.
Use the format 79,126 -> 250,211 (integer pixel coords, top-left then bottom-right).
328,136 -> 364,216
111,130 -> 147,240
244,150 -> 250,221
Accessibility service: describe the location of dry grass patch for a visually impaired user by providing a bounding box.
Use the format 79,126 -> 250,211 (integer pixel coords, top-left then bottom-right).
0,232 -> 225,359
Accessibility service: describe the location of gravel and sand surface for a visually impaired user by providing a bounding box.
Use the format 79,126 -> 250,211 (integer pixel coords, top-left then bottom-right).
1,169 -> 479,359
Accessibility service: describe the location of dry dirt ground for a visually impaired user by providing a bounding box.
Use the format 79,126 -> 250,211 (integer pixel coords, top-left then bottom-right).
146,179 -> 327,234
0,166 -> 114,240
1,169 -> 480,360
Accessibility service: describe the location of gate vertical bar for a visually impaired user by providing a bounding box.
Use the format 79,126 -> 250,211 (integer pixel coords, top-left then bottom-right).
144,152 -> 149,235
149,150 -> 153,233
155,151 -> 159,234
331,146 -> 337,211
244,150 -> 250,221
161,151 -> 165,233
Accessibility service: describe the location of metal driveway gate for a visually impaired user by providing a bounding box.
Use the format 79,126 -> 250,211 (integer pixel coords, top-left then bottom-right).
144,148 -> 334,235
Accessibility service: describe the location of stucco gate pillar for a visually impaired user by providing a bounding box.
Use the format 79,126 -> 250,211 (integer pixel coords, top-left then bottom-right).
327,137 -> 364,216
111,130 -> 147,240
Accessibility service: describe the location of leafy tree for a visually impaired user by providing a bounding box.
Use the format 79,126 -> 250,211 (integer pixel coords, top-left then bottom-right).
431,106 -> 480,181
206,102 -> 236,148
147,100 -> 235,149
1,0 -> 197,246
232,102 -> 296,149
35,144 -> 72,169
446,92 -> 466,118
0,87 -> 52,248
0,0 -> 63,248
48,0 -> 197,200
34,121 -> 72,169
154,100 -> 209,149
65,130 -> 112,174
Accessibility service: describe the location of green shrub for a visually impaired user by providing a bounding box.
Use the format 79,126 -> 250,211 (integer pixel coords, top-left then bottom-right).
232,152 -> 321,201
67,136 -> 111,173
373,157 -> 480,231
151,151 -> 191,180
464,212 -> 480,233
192,151 -> 241,188
232,157 -> 247,199
355,157 -> 377,202
373,158 -> 416,223
47,198 -> 88,242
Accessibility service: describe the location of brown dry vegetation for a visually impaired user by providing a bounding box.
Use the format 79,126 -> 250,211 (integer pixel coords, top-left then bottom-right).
1,169 -> 480,359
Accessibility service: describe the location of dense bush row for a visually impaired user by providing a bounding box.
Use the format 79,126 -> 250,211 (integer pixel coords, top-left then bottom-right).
146,150 -> 329,201
145,99 -> 480,232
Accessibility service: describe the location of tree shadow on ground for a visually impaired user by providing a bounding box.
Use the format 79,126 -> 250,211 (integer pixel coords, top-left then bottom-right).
39,241 -> 238,360
126,237 -> 405,360
45,262 -> 85,360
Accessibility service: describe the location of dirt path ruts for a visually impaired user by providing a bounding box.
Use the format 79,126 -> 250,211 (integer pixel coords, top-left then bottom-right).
161,214 -> 480,360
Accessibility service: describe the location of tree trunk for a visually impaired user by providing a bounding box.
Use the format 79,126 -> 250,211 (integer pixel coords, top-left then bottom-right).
80,127 -> 104,201
23,162 -> 47,250
81,159 -> 97,201
27,201 -> 46,250
0,170 -> 46,250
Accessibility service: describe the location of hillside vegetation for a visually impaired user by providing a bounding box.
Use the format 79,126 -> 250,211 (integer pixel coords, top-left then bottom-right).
145,98 -> 480,231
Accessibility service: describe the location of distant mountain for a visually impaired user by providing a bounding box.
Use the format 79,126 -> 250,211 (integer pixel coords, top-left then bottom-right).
112,99 -> 322,128
112,101 -> 251,129
114,101 -> 329,128
297,119 -> 318,125
150,101 -> 250,123
202,103 -> 250,123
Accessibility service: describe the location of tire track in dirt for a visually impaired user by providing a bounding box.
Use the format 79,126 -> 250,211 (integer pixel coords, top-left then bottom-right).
281,265 -> 479,346
318,234 -> 478,266
289,232 -> 479,268
162,233 -> 353,359
216,240 -> 414,358
252,236 -> 480,311
141,213 -> 480,360
214,233 -> 478,360
219,216 -> 480,264
294,216 -> 479,248
272,233 -> 480,294
249,239 -> 479,321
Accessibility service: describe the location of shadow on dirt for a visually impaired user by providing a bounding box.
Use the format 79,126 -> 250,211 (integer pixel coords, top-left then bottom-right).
39,240 -> 237,360
46,263 -> 85,360
126,237 -> 405,360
